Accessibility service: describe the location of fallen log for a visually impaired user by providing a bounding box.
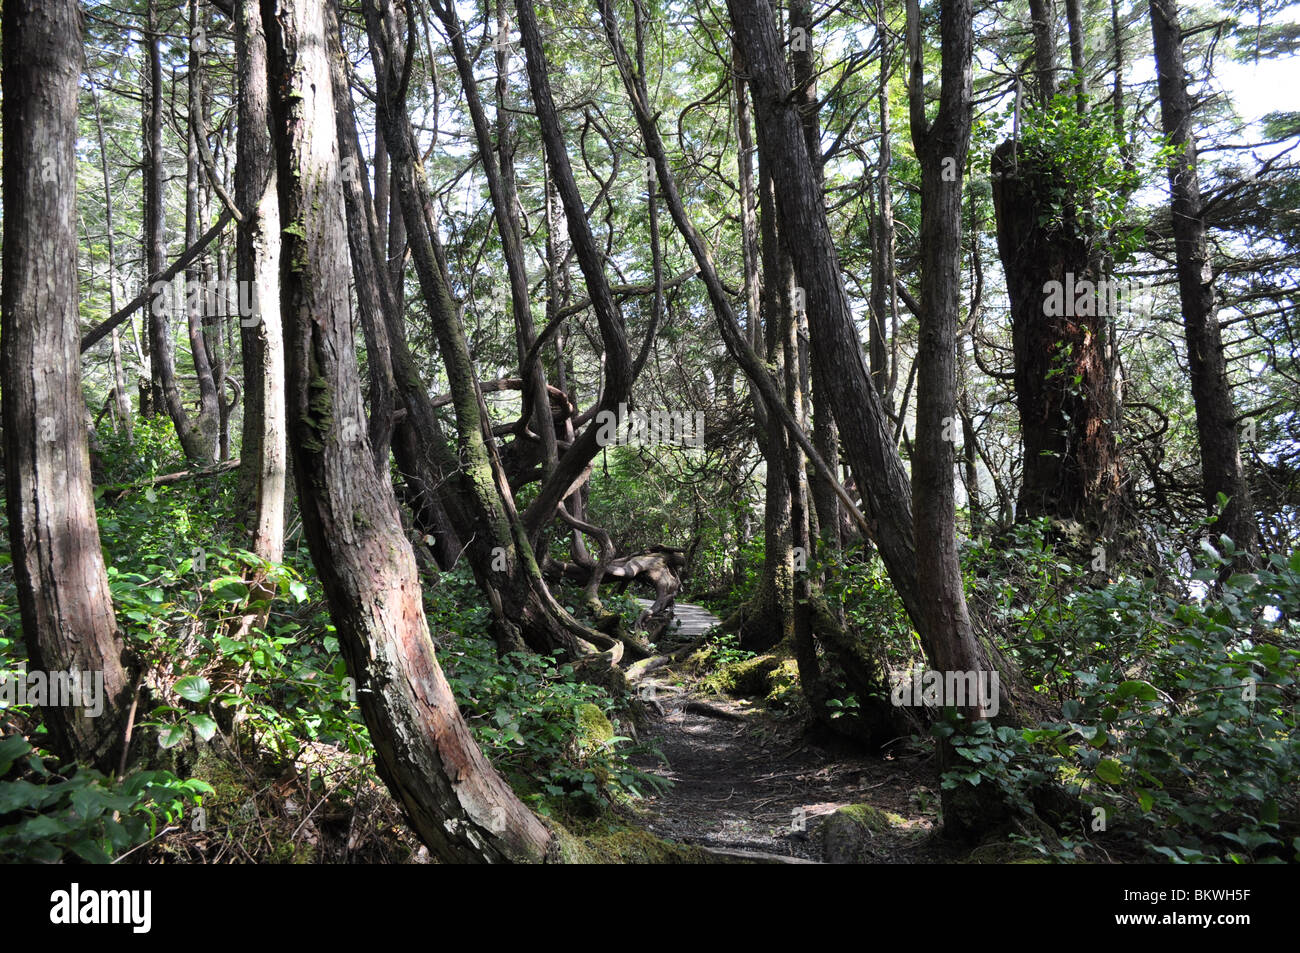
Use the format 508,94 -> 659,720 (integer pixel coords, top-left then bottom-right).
96,459 -> 240,502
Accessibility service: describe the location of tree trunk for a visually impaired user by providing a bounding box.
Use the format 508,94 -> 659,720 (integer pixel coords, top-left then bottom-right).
1064,0 -> 1088,110
726,0 -> 924,637
907,0 -> 1012,838
432,0 -> 558,482
1149,0 -> 1257,554
512,0 -> 637,542
2,0 -> 133,773
185,0 -> 222,460
235,0 -> 286,564
92,83 -> 135,444
262,0 -> 555,864
992,139 -> 1121,529
362,0 -> 615,660
1028,0 -> 1059,103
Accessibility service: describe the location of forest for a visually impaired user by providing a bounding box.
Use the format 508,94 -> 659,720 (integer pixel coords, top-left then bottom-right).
0,0 -> 1297,873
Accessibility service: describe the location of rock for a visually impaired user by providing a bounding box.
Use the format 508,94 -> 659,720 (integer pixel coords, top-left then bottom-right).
818,803 -> 906,863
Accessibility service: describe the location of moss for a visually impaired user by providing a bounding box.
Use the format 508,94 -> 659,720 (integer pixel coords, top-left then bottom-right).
836,803 -> 906,833
819,802 -> 911,863
723,655 -> 780,696
573,703 -> 614,753
961,840 -> 1050,864
267,839 -> 318,864
701,651 -> 800,705
542,815 -> 724,864
766,658 -> 801,705
190,748 -> 246,811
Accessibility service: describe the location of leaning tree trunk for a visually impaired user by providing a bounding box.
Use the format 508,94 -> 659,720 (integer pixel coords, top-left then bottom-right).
726,0 -> 924,638
1149,0 -> 1257,554
262,0 -> 554,864
2,0 -> 133,773
360,0 -> 616,661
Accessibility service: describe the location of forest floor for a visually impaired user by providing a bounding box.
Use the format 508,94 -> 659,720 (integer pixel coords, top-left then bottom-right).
626,602 -> 971,864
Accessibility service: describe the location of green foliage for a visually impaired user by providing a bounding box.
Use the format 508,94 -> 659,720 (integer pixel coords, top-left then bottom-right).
0,735 -> 211,864
945,541 -> 1300,863
822,544 -> 917,669
440,629 -> 667,803
1015,93 -> 1172,262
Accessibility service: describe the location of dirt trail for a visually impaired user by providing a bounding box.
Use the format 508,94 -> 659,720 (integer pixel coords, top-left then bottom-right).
627,601 -> 959,863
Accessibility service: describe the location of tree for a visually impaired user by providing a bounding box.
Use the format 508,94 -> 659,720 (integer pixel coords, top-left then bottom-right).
726,0 -> 924,643
991,2 -> 1123,530
262,0 -> 554,863
235,0 -> 286,565
360,0 -> 619,660
1149,0 -> 1257,554
907,0 -> 1010,835
2,0 -> 132,772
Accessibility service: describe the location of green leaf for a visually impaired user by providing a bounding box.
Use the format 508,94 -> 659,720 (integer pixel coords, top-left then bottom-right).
211,579 -> 249,603
158,723 -> 188,749
1095,759 -> 1123,784
0,735 -> 32,775
186,713 -> 218,741
175,676 -> 211,703
1112,680 -> 1158,702
68,839 -> 113,864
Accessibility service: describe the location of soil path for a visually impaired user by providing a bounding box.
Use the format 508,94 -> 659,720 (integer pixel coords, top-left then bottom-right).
628,600 -> 960,863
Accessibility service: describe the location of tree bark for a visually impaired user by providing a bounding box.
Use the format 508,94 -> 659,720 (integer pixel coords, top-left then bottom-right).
992,139 -> 1122,529
262,0 -> 555,864
727,0 -> 925,637
2,0 -> 133,772
907,0 -> 1014,838
235,0 -> 286,564
1028,0 -> 1059,104
906,0 -> 983,694
1149,0 -> 1257,554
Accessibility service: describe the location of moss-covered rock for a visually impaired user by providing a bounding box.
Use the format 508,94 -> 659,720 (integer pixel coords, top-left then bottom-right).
818,803 -> 908,863
714,654 -> 781,696
573,703 -> 614,753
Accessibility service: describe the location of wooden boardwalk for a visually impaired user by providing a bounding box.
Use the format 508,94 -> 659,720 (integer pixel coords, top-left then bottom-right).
633,597 -> 722,639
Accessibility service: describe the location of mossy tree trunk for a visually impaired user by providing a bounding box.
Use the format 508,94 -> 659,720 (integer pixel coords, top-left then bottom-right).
263,0 -> 555,863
